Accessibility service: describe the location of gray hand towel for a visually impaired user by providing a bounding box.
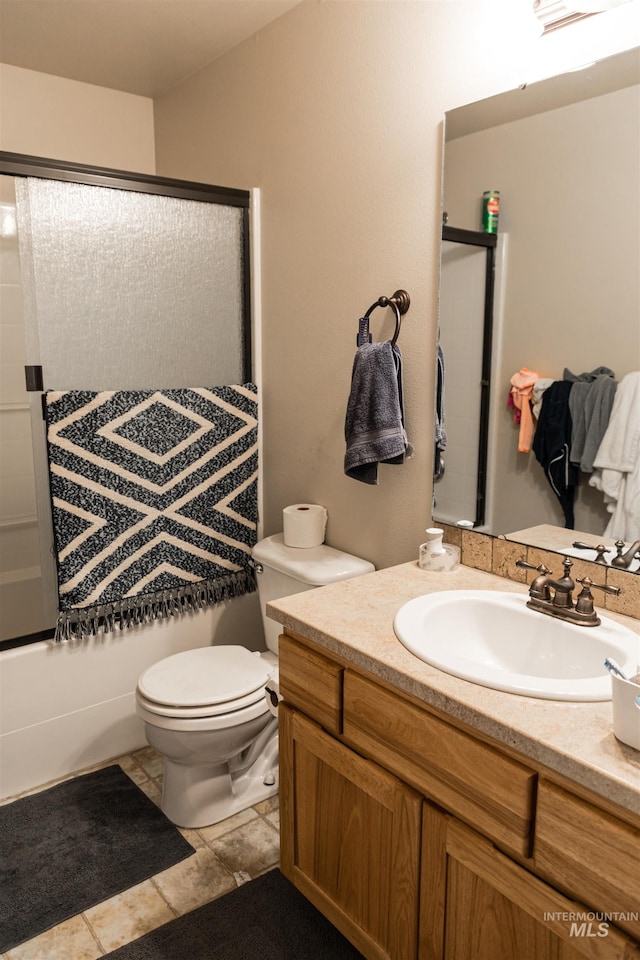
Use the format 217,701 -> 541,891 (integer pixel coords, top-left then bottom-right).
344,341 -> 412,485
565,367 -> 618,472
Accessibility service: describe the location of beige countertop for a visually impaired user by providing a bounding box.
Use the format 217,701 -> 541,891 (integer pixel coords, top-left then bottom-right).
505,523 -> 617,551
267,561 -> 640,816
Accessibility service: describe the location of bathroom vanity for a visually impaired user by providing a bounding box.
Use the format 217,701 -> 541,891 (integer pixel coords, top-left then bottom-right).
268,563 -> 640,960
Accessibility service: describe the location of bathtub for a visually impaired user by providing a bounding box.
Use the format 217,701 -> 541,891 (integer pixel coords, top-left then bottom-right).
0,593 -> 263,800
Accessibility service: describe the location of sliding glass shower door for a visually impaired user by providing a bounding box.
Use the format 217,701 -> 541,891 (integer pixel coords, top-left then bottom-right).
0,157 -> 251,646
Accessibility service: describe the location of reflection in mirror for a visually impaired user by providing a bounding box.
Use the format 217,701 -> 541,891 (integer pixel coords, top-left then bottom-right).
501,522 -> 640,572
435,228 -> 496,528
436,47 -> 640,562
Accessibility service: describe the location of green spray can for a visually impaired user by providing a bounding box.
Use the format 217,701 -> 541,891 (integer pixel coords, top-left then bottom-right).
482,190 -> 500,233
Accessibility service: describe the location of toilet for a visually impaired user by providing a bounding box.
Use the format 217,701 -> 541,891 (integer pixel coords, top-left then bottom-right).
135,533 -> 374,828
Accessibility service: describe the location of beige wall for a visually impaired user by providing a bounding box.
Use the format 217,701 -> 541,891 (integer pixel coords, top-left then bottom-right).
153,0 -> 640,570
0,63 -> 155,171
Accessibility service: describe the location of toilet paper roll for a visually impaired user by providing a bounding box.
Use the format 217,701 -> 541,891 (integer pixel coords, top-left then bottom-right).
283,503 -> 328,548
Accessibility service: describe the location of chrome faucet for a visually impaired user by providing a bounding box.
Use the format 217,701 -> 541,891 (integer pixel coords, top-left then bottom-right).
516,557 -> 621,626
611,540 -> 640,570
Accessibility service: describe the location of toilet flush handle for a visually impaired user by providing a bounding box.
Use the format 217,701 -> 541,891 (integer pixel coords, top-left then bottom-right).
265,685 -> 279,709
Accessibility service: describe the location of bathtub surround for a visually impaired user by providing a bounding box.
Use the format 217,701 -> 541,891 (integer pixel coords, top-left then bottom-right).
101,869 -> 364,960
0,764 -> 195,953
44,385 -> 258,641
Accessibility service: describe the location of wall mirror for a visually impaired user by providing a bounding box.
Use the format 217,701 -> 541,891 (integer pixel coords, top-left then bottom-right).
0,153 -> 251,649
435,46 -> 639,565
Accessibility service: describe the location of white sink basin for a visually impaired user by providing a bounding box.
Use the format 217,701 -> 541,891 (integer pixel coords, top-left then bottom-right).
393,590 -> 639,701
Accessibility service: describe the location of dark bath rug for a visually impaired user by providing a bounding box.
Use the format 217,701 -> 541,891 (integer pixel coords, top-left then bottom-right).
0,764 -> 195,952
103,868 -> 366,960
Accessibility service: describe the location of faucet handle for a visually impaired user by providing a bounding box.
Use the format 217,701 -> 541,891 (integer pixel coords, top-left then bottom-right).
572,541 -> 609,564
574,576 -> 621,624
516,559 -> 552,574
576,576 -> 621,598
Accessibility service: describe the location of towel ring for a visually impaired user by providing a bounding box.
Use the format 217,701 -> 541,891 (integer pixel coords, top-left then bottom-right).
359,289 -> 410,347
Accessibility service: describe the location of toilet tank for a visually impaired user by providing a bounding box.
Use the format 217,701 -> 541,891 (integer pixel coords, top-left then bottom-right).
251,533 -> 374,654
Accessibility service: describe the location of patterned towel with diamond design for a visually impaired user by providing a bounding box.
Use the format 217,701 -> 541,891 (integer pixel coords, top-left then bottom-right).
44,384 -> 258,641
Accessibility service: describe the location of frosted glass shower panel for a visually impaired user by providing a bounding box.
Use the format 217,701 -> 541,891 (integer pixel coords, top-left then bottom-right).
15,178 -> 245,388
435,241 -> 485,526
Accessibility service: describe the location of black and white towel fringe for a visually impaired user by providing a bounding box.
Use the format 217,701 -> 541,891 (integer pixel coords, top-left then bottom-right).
44,385 -> 258,642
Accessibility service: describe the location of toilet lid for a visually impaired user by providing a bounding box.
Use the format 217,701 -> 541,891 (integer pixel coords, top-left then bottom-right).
137,645 -> 270,709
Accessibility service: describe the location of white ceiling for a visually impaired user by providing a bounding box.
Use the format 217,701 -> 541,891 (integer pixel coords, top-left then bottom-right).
0,0 -> 301,98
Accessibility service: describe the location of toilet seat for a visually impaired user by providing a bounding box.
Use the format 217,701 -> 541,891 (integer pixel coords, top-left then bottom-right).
136,645 -> 271,720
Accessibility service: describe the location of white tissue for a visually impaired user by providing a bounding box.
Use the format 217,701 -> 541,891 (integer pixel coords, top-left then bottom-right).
283,503 -> 328,548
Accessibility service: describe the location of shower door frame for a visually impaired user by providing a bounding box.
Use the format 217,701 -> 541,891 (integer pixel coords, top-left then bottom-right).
0,150 -> 252,382
0,150 -> 253,650
439,225 -> 497,529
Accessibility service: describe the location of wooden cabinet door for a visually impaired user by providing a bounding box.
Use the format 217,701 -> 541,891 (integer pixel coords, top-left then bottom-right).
442,818 -> 639,960
280,704 -> 422,960
534,780 -> 640,943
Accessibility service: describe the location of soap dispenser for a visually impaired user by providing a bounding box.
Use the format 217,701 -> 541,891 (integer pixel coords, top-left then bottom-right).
419,528 -> 460,572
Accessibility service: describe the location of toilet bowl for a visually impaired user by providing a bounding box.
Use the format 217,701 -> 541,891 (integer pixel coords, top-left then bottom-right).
135,534 -> 374,828
136,645 -> 279,827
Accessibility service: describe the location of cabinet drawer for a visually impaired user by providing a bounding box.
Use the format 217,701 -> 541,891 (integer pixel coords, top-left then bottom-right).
278,633 -> 343,735
534,780 -> 640,941
343,671 -> 536,857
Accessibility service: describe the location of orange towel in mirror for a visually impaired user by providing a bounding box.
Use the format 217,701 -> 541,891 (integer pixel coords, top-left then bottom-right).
509,368 -> 541,453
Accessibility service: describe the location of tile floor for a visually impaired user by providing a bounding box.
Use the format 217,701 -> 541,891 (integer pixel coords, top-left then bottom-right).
1,747 -> 281,960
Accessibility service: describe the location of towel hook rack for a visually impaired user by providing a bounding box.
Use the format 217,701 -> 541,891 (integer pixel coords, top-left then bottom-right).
358,289 -> 410,347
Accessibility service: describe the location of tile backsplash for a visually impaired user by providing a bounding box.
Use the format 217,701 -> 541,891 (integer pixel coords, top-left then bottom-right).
438,523 -> 640,621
